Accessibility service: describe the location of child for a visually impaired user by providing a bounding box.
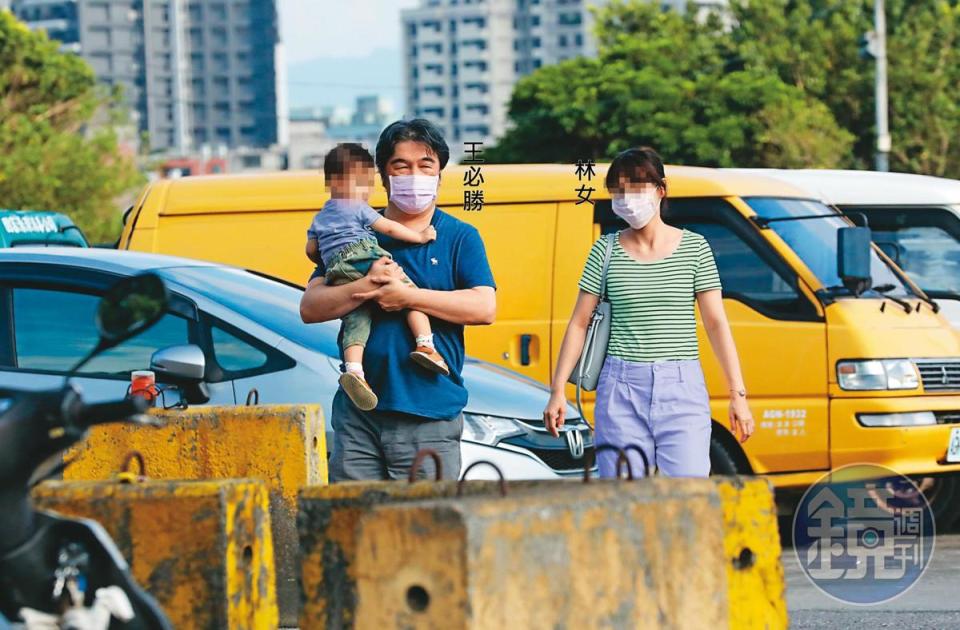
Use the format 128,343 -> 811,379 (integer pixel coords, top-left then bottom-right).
306,143 -> 449,411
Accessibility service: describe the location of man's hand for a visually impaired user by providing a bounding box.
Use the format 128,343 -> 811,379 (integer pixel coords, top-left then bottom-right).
352,278 -> 414,311
367,256 -> 403,285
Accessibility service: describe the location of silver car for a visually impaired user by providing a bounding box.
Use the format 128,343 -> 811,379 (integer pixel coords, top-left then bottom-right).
0,248 -> 594,479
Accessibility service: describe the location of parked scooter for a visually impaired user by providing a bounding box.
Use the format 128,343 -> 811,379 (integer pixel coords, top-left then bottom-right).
0,274 -> 173,629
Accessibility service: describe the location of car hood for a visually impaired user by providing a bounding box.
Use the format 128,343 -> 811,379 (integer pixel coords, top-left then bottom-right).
461,358 -> 581,421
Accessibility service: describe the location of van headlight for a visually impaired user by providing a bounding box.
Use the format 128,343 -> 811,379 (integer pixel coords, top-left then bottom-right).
837,359 -> 919,391
462,413 -> 527,446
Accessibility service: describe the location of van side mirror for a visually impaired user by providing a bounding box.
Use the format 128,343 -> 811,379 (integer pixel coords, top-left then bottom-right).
875,240 -> 903,266
838,226 -> 872,296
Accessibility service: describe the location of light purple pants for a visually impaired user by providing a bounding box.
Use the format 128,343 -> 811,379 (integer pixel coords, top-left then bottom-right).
594,356 -> 712,478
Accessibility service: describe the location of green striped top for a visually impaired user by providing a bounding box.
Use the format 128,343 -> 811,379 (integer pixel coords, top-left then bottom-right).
578,229 -> 722,362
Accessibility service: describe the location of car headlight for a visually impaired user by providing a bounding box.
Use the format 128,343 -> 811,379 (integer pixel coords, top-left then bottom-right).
461,413 -> 527,446
837,360 -> 919,391
857,412 -> 936,427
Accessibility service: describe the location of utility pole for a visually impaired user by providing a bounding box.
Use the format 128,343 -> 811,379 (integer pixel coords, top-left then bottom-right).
873,0 -> 891,172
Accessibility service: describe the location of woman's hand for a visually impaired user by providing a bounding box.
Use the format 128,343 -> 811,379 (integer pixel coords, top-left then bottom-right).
729,395 -> 754,443
543,390 -> 567,438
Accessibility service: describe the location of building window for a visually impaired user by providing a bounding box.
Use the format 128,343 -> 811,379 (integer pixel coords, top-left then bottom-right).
463,60 -> 487,71
463,39 -> 486,50
423,85 -> 444,96
533,58 -> 542,68
575,33 -> 583,46
559,12 -> 582,26
466,82 -> 488,93
532,37 -> 541,48
463,17 -> 485,27
423,107 -> 444,117
559,34 -> 568,46
407,23 -> 417,36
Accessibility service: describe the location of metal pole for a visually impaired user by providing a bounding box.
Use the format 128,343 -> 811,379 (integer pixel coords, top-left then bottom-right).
874,0 -> 891,171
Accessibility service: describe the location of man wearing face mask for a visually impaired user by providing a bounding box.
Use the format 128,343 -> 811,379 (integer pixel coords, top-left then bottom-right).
300,119 -> 497,481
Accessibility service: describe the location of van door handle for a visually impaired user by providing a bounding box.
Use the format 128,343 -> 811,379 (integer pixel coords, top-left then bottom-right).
519,334 -> 532,366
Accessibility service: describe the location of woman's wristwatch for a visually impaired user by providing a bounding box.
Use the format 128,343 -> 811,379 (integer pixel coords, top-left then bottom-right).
729,387 -> 747,398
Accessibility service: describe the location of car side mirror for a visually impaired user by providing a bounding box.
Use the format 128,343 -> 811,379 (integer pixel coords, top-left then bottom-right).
838,226 -> 872,296
151,344 -> 210,404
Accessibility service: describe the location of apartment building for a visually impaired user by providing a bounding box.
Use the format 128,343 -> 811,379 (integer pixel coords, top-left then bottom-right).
12,0 -> 284,154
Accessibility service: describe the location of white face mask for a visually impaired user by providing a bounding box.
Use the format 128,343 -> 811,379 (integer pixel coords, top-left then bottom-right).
388,175 -> 439,214
611,191 -> 660,229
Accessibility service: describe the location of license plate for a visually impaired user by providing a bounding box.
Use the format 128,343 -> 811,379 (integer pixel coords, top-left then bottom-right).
948,427 -> 960,463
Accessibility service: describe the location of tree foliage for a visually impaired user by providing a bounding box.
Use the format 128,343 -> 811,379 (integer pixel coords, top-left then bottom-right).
0,12 -> 142,242
487,0 -> 960,178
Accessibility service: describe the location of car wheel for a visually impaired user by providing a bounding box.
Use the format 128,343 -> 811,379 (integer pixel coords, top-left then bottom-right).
709,434 -> 746,476
916,473 -> 960,532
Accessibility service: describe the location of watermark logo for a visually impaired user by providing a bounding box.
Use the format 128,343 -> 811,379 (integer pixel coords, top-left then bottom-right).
793,463 -> 935,604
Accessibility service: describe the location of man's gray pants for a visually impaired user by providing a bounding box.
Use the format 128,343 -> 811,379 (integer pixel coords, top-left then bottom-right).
329,389 -> 463,481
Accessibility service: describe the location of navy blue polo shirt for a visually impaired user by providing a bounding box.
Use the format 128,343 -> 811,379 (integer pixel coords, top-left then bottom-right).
312,209 -> 495,420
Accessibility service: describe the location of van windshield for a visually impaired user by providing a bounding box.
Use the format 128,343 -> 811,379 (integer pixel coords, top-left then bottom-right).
746,198 -> 913,298
871,211 -> 960,294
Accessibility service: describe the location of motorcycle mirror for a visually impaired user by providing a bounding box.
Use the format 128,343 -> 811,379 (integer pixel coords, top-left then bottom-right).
67,274 -> 169,375
96,273 -> 168,343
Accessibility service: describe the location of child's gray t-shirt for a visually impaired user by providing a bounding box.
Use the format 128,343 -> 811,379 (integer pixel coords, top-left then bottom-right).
307,199 -> 383,266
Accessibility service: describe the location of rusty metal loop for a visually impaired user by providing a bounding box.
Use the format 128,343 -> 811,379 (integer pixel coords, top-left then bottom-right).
120,450 -> 147,479
584,445 -> 633,483
408,448 -> 443,482
245,388 -> 260,406
622,444 -> 652,478
457,460 -> 508,497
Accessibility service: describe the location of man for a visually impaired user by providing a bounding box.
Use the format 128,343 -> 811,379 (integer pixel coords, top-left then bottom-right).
300,119 -> 496,481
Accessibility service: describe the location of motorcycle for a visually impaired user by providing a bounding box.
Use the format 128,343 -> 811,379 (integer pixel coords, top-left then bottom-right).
0,273 -> 173,629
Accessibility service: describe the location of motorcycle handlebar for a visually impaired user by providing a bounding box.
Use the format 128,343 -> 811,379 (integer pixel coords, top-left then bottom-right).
78,397 -> 149,427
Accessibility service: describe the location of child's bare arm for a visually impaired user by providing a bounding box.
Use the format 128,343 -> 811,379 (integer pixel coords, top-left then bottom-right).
370,217 -> 436,244
306,238 -> 323,264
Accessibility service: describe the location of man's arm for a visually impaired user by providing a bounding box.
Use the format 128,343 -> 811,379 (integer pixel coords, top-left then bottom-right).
351,282 -> 496,326
299,256 -> 398,323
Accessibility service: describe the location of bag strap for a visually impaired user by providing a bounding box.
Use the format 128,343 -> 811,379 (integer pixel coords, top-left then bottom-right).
599,232 -> 616,300
574,232 -> 617,425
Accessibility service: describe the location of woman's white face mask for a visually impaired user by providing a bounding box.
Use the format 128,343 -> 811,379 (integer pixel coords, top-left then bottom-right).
611,190 -> 660,229
388,175 -> 439,214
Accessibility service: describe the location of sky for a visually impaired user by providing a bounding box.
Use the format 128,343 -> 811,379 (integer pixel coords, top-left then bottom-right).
280,0 -> 420,112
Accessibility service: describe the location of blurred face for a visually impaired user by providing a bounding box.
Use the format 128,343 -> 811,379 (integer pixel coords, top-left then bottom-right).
327,164 -> 375,201
612,176 -> 665,198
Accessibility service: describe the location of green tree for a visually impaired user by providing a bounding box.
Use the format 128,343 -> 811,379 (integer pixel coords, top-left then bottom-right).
730,0 -> 960,175
487,0 -> 853,166
489,0 -> 960,177
0,12 -> 142,243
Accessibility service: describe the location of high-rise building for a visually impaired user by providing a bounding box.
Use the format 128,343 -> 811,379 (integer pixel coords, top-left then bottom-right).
12,0 -> 285,154
402,0 -> 608,154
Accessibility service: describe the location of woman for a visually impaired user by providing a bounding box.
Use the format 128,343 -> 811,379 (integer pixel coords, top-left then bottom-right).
544,147 -> 754,478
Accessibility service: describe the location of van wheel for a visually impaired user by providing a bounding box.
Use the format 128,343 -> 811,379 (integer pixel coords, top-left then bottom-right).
710,434 -> 748,476
919,474 -> 960,532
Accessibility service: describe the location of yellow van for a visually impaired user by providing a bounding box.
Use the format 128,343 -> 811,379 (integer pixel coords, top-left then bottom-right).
119,165 -> 960,526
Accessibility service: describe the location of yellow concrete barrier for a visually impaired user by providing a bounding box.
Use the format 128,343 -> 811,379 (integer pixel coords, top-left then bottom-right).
33,478 -> 277,630
63,404 -> 326,626
298,477 -> 566,629
351,477 -> 787,629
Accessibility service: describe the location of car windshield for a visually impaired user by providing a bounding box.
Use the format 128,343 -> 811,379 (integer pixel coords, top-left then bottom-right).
746,198 -> 913,298
160,266 -> 339,356
872,221 -> 960,294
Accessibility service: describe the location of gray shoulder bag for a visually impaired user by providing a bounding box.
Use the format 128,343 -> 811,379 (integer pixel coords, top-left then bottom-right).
568,233 -> 615,418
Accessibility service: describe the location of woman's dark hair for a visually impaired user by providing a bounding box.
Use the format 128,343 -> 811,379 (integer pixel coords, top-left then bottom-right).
324,142 -> 374,180
375,118 -> 450,176
605,147 -> 667,194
